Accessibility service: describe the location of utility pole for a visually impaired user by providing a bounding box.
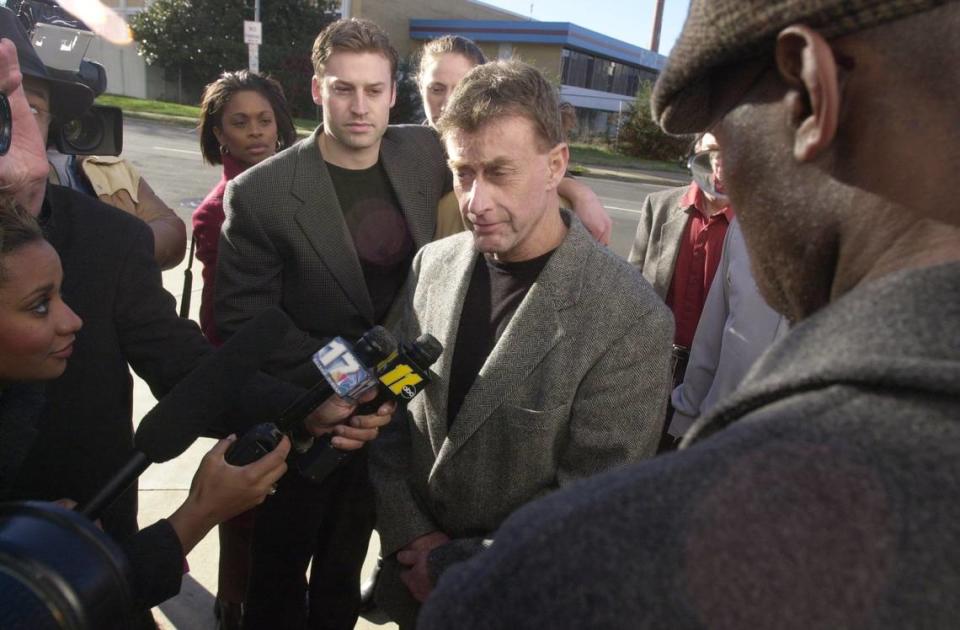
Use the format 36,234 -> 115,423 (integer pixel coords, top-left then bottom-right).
650,0 -> 665,53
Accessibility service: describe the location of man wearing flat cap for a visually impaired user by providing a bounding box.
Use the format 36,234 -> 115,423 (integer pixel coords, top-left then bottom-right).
416,1 -> 960,627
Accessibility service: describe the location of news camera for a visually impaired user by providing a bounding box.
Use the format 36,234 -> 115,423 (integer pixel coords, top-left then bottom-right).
10,0 -> 122,155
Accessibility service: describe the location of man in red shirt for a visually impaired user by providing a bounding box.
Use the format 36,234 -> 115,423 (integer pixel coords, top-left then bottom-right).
628,133 -> 733,445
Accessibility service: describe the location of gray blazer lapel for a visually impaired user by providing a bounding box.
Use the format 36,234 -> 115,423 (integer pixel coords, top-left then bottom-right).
418,240 -> 478,456
290,129 -> 374,321
655,203 -> 692,297
436,211 -> 588,466
380,130 -> 436,250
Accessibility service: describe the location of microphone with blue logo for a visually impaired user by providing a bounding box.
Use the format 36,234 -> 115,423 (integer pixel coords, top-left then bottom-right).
226,328 -> 442,485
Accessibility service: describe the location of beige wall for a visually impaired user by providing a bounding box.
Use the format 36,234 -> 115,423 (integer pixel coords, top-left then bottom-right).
475,41 -> 563,84
351,0 -> 523,57
504,44 -> 563,84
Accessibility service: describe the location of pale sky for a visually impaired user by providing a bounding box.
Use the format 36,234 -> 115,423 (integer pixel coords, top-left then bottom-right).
482,0 -> 690,55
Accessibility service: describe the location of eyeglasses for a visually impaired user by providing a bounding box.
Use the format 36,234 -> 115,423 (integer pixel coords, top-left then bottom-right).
687,149 -> 726,200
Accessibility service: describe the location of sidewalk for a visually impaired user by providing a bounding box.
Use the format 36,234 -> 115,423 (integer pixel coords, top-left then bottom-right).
135,266 -> 394,630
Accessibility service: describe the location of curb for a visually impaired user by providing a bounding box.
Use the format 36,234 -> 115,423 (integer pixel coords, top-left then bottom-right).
574,165 -> 689,187
122,110 -> 315,137
123,110 -> 198,128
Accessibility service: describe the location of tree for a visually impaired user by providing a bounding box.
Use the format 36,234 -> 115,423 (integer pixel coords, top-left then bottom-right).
389,56 -> 424,125
617,80 -> 691,162
131,0 -> 336,115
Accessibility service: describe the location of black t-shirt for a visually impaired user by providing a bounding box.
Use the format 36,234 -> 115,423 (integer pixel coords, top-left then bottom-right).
446,249 -> 556,427
326,160 -> 414,323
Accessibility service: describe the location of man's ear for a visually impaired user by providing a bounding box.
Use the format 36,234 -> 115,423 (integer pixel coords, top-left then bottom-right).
775,25 -> 840,162
546,143 -> 569,189
389,81 -> 397,109
311,75 -> 322,106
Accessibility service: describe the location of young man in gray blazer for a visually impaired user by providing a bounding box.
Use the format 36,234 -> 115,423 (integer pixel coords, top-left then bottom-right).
369,60 -> 673,628
215,18 -> 447,630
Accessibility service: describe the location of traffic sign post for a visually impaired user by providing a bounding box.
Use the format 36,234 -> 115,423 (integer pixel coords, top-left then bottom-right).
244,19 -> 262,73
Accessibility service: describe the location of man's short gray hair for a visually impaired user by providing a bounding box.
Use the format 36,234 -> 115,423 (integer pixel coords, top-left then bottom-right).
436,60 -> 563,151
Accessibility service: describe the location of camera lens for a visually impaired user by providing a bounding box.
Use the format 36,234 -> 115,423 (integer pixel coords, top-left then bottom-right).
60,110 -> 103,153
0,93 -> 11,156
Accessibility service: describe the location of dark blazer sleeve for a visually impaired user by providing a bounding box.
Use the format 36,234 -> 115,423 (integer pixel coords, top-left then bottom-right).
111,197 -> 302,435
216,179 -> 324,385
122,519 -> 184,608
114,210 -> 212,399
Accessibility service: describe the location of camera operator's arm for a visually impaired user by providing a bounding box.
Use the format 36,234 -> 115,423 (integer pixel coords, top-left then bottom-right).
78,156 -> 187,270
0,39 -> 48,214
135,177 -> 187,270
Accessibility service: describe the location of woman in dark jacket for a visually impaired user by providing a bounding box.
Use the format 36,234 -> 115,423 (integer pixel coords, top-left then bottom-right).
0,198 -> 291,613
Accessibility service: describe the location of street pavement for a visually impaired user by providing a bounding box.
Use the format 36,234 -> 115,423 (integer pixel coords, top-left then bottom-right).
118,116 -> 681,628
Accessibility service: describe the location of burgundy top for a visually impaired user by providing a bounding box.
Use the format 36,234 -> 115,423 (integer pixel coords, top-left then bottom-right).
192,153 -> 246,347
666,182 -> 734,348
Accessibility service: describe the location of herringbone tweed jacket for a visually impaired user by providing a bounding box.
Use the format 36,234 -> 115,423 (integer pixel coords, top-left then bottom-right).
371,211 -> 674,561
215,126 -> 449,386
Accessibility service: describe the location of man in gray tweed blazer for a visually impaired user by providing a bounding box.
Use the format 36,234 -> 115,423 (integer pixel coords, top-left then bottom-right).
369,60 -> 672,629
214,19 -> 450,630
418,1 -> 960,628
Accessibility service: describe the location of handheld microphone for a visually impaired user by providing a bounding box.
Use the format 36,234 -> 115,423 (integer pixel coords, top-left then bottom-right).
356,333 -> 443,415
78,307 -> 293,520
292,333 -> 443,484
225,326 -> 398,466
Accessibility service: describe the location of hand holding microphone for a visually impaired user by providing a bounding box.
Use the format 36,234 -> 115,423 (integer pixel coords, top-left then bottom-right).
226,327 -> 442,485
288,331 -> 442,483
168,434 -> 290,554
304,389 -> 396,451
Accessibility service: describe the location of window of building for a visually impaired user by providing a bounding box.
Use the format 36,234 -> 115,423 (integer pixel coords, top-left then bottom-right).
560,48 -> 657,96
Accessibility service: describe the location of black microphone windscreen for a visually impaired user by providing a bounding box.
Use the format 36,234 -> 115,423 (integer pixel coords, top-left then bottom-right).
353,325 -> 398,365
133,307 -> 292,463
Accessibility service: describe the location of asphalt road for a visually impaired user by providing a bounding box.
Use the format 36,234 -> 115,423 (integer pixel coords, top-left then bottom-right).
121,117 -> 673,260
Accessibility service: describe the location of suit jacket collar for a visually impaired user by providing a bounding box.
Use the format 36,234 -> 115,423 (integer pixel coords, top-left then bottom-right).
287,127 -> 436,323
654,188 -> 696,296
289,128 -> 373,320
431,210 -> 593,465
380,129 -> 436,251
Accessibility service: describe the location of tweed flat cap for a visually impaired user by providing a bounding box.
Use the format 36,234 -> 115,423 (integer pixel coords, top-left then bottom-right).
652,0 -> 953,134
